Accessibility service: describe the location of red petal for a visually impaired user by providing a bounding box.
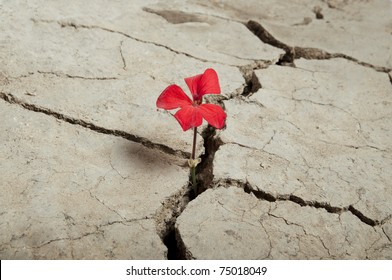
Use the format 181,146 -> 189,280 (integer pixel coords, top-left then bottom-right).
156,85 -> 192,110
174,105 -> 203,131
184,68 -> 221,101
199,103 -> 226,129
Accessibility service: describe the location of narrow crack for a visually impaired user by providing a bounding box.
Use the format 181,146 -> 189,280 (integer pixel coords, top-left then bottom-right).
36,71 -> 118,80
9,71 -> 118,81
0,92 -> 189,159
31,18 -> 245,67
119,40 -> 127,70
33,230 -> 103,249
31,217 -> 151,251
219,178 -> 383,227
317,138 -> 389,153
89,189 -> 125,221
100,217 -> 152,228
382,227 -> 392,243
245,20 -> 391,73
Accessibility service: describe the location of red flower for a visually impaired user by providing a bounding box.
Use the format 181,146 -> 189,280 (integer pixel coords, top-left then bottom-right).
156,68 -> 226,131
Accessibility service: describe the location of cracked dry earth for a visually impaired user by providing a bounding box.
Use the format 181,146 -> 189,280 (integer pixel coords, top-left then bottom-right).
0,0 -> 391,260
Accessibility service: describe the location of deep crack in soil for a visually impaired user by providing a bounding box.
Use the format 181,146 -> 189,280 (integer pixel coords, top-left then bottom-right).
195,126 -> 223,195
0,92 -> 189,159
215,178 -> 384,227
155,185 -> 190,259
246,20 -> 392,73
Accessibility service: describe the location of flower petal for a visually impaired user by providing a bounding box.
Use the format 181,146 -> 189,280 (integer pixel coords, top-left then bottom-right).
184,68 -> 221,101
174,105 -> 203,131
156,84 -> 192,110
199,103 -> 226,129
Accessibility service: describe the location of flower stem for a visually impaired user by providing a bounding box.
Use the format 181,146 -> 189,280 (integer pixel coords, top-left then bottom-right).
191,127 -> 197,195
192,127 -> 197,160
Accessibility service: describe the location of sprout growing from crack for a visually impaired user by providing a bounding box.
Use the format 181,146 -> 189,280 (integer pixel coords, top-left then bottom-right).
156,68 -> 226,194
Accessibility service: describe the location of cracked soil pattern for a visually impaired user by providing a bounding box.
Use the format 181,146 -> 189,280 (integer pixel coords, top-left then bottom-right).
1,0 -> 391,259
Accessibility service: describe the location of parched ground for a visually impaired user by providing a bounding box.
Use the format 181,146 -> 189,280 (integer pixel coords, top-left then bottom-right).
0,0 -> 391,259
